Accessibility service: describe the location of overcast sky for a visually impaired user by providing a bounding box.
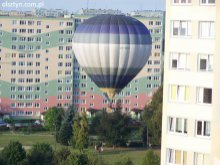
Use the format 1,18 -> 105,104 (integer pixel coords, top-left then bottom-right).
0,0 -> 165,13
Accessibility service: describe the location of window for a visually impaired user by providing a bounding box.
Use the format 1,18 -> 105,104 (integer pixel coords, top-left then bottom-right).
200,0 -> 215,5
155,45 -> 161,49
155,21 -> 162,26
12,20 -> 17,25
167,148 -> 187,165
168,117 -> 187,134
12,29 -> 17,33
196,121 -> 211,137
172,21 -> 192,37
149,21 -> 153,26
197,87 -> 212,104
37,29 -> 41,34
172,0 -> 191,4
170,52 -> 190,70
81,91 -> 86,96
67,22 -> 73,26
154,29 -> 161,34
37,21 -> 41,26
170,85 -> 190,102
199,22 -> 215,39
194,153 -> 210,165
198,54 -> 213,72
60,22 -> 64,26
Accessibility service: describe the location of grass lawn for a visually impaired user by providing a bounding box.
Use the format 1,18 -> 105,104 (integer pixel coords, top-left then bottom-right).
0,132 -> 160,165
99,148 -> 160,165
0,131 -> 63,149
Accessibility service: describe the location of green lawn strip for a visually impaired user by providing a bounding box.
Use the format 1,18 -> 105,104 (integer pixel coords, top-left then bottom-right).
0,132 -> 160,165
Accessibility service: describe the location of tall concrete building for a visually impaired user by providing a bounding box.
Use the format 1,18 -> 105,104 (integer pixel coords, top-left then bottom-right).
161,0 -> 219,164
0,12 -> 75,120
0,9 -> 165,120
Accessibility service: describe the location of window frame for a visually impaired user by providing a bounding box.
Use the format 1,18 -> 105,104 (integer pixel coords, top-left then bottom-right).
169,84 -> 190,103
197,54 -> 213,72
197,87 -> 212,104
194,152 -> 210,165
200,0 -> 215,5
167,148 -> 187,165
171,0 -> 192,5
170,52 -> 190,71
195,120 -> 211,138
171,20 -> 192,37
168,116 -> 188,135
199,21 -> 215,39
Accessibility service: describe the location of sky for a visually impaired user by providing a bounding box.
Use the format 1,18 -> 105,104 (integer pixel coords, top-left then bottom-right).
0,0 -> 165,13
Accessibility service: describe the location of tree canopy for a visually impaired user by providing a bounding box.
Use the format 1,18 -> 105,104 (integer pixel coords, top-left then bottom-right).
72,112 -> 89,151
141,86 -> 163,145
1,141 -> 26,165
27,143 -> 54,165
97,110 -> 133,147
57,106 -> 75,145
44,107 -> 64,132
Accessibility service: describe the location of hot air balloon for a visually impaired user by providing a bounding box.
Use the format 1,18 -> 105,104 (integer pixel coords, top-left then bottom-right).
73,14 -> 152,100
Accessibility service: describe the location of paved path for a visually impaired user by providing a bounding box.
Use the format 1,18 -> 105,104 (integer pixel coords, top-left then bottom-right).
0,145 -> 32,150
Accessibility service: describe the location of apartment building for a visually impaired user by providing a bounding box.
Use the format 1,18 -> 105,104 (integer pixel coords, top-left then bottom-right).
73,10 -> 165,117
76,8 -> 122,15
0,14 -> 75,120
161,0 -> 219,164
0,9 -> 165,120
35,8 -> 69,17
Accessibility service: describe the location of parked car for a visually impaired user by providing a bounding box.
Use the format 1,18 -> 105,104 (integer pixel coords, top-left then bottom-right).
0,121 -> 7,127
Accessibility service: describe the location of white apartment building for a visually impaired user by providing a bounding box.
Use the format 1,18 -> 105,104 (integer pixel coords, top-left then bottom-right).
75,8 -> 122,15
161,0 -> 220,164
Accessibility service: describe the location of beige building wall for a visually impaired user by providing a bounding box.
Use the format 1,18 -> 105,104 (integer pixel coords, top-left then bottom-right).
211,0 -> 220,164
161,0 -> 216,164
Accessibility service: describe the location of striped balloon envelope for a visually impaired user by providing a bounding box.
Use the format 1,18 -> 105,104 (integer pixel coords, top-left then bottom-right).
73,14 -> 152,100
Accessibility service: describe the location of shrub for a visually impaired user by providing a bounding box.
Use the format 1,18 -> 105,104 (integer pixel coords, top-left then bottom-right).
1,141 -> 26,165
66,152 -> 88,165
141,150 -> 160,165
27,143 -> 54,165
53,147 -> 71,165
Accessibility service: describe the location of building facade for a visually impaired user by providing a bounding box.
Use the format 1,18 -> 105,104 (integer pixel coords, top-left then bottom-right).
161,0 -> 219,164
0,15 -> 75,120
35,8 -> 69,17
0,9 -> 165,120
75,8 -> 122,15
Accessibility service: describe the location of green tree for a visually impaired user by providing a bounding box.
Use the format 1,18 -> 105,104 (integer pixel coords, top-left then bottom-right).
1,141 -> 26,165
141,126 -> 148,147
66,152 -> 88,165
27,143 -> 54,165
71,114 -> 80,148
97,110 -> 132,147
141,150 -> 160,165
141,86 -> 163,145
44,107 -> 64,132
89,111 -> 103,135
57,106 -> 75,145
53,147 -> 71,165
76,113 -> 89,151
72,113 -> 89,151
